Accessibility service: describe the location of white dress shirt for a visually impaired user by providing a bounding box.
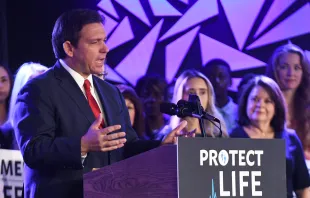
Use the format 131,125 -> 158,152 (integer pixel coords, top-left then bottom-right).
59,59 -> 107,165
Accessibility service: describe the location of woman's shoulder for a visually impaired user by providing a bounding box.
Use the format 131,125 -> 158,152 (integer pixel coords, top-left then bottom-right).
281,128 -> 303,146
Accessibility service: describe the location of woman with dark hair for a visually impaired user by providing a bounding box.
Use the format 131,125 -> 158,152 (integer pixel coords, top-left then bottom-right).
0,63 -> 13,149
116,84 -> 145,138
135,75 -> 169,140
266,43 -> 310,159
230,75 -> 310,197
0,63 -> 13,125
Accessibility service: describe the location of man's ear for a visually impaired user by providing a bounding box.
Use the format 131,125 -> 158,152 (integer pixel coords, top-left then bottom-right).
63,41 -> 74,57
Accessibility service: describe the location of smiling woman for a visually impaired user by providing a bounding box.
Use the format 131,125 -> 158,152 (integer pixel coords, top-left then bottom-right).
266,43 -> 310,160
230,75 -> 310,198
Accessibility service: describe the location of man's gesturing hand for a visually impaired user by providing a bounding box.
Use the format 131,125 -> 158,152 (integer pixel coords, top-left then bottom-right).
81,114 -> 127,155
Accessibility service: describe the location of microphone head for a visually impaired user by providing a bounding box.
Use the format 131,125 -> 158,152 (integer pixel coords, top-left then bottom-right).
160,102 -> 178,115
176,100 -> 195,118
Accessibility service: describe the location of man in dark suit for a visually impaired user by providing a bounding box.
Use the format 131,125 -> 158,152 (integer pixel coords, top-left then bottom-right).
13,9 -> 187,198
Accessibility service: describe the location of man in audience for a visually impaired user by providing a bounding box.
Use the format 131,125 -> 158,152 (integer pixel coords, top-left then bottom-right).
201,59 -> 237,133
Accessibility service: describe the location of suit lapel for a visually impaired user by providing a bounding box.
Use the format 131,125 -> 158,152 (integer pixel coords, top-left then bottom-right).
93,77 -> 113,126
53,61 -> 95,124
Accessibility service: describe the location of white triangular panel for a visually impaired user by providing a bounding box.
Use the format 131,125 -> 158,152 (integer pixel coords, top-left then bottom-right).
166,27 -> 200,83
115,20 -> 164,85
199,33 -> 265,71
98,11 -> 118,37
97,0 -> 119,19
159,0 -> 218,41
221,0 -> 264,50
247,4 -> 310,50
106,17 -> 134,50
105,64 -> 126,83
149,0 -> 182,17
255,0 -> 295,37
114,0 -> 151,26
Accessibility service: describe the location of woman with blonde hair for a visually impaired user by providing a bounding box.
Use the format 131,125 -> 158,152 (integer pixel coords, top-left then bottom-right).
0,62 -> 48,149
165,69 -> 228,137
266,43 -> 310,159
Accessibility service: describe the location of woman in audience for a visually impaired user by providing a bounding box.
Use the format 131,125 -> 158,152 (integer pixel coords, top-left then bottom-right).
135,75 -> 169,140
0,62 -> 48,149
230,75 -> 310,197
0,64 -> 13,126
266,43 -> 310,159
163,69 -> 228,137
116,84 -> 145,138
0,64 -> 13,148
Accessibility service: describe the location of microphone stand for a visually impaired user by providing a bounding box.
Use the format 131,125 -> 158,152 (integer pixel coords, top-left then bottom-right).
196,104 -> 207,138
191,111 -> 223,138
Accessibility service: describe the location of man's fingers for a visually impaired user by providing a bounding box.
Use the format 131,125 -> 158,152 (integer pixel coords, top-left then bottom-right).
100,143 -> 125,152
99,125 -> 122,134
103,132 -> 126,141
101,138 -> 127,148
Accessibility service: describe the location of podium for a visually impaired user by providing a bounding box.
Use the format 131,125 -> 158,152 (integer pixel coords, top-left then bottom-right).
84,138 -> 286,198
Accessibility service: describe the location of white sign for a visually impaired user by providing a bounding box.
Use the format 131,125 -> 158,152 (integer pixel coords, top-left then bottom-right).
0,149 -> 23,198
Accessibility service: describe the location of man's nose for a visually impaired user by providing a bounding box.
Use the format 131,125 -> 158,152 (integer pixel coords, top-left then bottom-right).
100,43 -> 109,53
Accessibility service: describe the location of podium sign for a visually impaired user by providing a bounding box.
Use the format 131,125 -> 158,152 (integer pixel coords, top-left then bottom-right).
178,138 -> 286,198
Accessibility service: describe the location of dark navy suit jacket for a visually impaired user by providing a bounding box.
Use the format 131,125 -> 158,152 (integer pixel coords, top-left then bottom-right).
14,61 -> 160,198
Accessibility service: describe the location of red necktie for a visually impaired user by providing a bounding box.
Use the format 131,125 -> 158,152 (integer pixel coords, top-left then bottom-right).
83,79 -> 105,127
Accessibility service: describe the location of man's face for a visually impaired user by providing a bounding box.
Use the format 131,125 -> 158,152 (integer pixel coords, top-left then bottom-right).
205,65 -> 231,96
141,85 -> 165,117
71,23 -> 109,77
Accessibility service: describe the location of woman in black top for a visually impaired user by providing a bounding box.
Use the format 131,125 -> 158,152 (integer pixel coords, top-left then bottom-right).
230,75 -> 310,197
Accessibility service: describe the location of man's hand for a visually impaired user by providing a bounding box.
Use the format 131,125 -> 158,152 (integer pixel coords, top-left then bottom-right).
81,114 -> 127,155
162,120 -> 192,145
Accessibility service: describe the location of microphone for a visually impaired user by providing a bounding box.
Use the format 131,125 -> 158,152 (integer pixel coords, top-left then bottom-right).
160,101 -> 220,123
159,102 -> 178,116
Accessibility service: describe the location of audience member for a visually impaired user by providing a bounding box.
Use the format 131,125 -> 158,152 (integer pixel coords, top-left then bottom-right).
0,63 -> 12,125
163,69 -> 228,137
135,75 -> 169,140
201,59 -> 237,133
230,75 -> 310,197
116,84 -> 145,138
1,62 -> 48,150
266,43 -> 310,159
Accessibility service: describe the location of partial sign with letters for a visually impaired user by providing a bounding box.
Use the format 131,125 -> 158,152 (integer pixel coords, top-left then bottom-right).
0,149 -> 23,198
177,138 -> 286,198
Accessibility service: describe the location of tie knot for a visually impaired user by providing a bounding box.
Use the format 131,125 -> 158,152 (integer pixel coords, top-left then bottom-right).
83,79 -> 91,91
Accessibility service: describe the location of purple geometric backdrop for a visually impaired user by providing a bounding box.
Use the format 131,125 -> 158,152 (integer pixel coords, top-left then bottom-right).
97,0 -> 310,91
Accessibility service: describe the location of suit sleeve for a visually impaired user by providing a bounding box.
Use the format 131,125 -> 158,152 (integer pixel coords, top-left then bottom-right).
114,87 -> 161,157
14,82 -> 83,170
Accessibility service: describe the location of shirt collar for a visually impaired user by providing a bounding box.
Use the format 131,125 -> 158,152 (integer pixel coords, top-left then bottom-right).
59,59 -> 94,89
218,97 -> 234,112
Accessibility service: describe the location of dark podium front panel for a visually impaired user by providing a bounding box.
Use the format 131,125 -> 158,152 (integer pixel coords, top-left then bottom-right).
84,138 -> 286,198
84,145 -> 178,198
